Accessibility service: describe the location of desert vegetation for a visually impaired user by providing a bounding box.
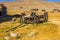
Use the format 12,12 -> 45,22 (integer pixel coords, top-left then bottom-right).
0,2 -> 60,40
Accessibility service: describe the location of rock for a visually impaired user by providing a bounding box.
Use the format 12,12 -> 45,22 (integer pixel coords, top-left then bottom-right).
10,33 -> 17,37
4,36 -> 9,40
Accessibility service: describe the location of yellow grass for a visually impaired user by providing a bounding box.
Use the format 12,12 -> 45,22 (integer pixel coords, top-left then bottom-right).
0,2 -> 60,40
0,12 -> 60,40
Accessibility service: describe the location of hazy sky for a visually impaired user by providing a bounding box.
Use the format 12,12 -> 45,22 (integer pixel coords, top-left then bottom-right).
0,0 -> 60,2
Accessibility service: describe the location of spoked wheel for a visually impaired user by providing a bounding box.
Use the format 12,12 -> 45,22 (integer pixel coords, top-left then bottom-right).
43,12 -> 48,22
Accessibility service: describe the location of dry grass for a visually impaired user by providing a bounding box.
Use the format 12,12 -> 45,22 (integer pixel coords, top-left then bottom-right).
0,2 -> 60,40
0,12 -> 60,40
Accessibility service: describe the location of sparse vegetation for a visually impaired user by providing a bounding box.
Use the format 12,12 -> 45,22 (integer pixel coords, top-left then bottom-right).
0,2 -> 60,40
0,11 -> 60,40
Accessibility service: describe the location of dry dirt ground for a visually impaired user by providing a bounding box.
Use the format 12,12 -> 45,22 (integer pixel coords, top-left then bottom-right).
0,2 -> 60,40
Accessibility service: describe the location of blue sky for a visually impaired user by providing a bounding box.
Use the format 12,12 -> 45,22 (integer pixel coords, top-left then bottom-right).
0,0 -> 60,2
0,0 -> 15,2
46,0 -> 60,2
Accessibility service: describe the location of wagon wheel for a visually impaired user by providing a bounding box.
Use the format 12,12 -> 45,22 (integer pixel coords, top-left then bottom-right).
33,16 -> 40,23
43,12 -> 48,22
25,20 -> 30,24
24,18 -> 32,24
20,13 -> 26,23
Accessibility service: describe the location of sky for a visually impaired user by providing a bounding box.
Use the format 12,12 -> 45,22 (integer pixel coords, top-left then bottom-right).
46,0 -> 60,2
0,0 -> 60,2
0,0 -> 15,2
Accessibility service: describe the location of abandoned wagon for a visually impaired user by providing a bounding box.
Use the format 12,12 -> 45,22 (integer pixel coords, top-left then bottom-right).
20,11 -> 48,24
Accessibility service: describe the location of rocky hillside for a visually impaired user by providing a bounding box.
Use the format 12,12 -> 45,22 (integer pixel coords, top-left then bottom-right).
0,2 -> 60,15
